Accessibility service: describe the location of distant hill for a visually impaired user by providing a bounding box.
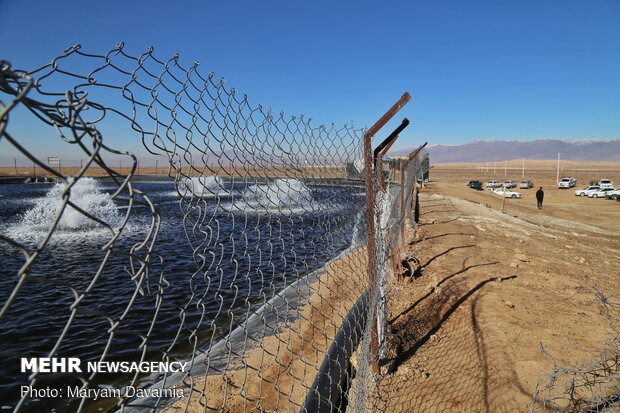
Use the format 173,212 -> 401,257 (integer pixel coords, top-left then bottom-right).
390,139 -> 620,163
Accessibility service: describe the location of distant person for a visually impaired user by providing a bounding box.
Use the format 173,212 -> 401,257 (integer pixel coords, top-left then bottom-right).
536,187 -> 544,209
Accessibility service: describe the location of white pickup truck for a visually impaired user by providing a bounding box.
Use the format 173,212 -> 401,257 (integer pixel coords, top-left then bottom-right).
558,177 -> 577,188
599,179 -> 614,189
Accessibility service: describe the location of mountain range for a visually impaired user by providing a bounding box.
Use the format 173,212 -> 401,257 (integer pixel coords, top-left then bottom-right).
389,139 -> 620,163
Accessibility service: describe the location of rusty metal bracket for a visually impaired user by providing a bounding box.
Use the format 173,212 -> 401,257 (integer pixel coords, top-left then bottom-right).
408,142 -> 428,162
374,118 -> 410,191
373,118 -> 410,164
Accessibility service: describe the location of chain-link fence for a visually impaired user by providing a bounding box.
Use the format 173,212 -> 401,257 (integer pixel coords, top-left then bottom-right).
0,45 -> 427,412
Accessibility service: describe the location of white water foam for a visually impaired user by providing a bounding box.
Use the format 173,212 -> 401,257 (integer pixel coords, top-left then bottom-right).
177,176 -> 226,198
10,178 -> 122,243
226,179 -> 322,214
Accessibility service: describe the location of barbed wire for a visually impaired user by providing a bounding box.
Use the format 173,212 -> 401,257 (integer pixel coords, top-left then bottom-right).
531,286 -> 620,413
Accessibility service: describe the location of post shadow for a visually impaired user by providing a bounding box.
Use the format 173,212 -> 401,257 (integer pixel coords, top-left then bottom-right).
389,261 -> 499,325
385,275 -> 517,373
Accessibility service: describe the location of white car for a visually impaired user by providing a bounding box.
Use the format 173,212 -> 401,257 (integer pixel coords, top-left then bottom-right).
588,188 -> 615,198
519,180 -> 534,189
558,177 -> 577,188
503,180 -> 517,188
486,180 -> 502,188
599,179 -> 614,189
493,188 -> 522,198
604,189 -> 620,200
574,186 -> 600,196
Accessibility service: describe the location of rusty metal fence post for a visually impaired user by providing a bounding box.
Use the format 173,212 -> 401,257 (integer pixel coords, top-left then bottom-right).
363,92 -> 411,373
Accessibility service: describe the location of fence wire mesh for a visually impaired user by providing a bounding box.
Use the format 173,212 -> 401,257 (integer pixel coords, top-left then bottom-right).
0,45 -> 425,413
349,148 -> 428,413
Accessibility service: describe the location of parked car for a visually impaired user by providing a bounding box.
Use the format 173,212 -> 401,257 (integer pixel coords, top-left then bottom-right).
503,180 -> 517,188
467,180 -> 483,190
574,186 -> 600,196
599,179 -> 614,189
604,188 -> 620,200
558,177 -> 577,188
519,180 -> 534,189
486,180 -> 502,188
493,188 -> 522,198
588,188 -> 616,198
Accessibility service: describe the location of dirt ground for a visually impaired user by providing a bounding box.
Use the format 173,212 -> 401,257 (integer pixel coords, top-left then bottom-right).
429,165 -> 620,233
372,167 -> 619,412
157,164 -> 619,413
0,165 -> 347,179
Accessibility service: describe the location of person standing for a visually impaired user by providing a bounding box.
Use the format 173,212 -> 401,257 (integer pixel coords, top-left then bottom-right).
536,187 -> 544,209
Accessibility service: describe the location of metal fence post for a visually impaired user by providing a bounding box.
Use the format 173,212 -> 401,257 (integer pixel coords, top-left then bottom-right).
364,93 -> 411,373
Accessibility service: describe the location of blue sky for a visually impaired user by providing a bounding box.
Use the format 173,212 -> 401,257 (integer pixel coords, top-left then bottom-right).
1,0 -> 619,163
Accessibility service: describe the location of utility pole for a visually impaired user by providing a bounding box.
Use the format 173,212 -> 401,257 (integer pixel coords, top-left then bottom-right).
556,153 -> 561,183
504,160 -> 507,176
14,158 -> 17,175
155,160 -> 158,175
522,158 -> 525,178
493,161 -> 496,175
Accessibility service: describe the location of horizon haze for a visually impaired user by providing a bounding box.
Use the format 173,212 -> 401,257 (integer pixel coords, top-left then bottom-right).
390,138 -> 620,163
